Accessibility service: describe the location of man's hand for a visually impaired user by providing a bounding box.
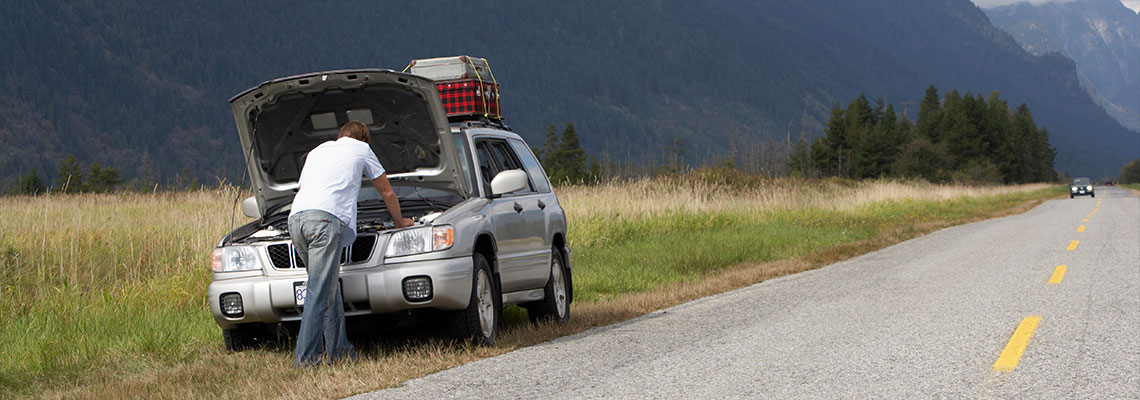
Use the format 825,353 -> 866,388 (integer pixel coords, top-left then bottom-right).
370,174 -> 413,229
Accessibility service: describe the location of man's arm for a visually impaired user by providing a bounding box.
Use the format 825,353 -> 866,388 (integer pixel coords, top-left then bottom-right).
371,174 -> 414,228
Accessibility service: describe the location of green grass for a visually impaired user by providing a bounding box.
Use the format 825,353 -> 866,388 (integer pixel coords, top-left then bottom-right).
0,182 -> 1063,398
571,187 -> 1063,302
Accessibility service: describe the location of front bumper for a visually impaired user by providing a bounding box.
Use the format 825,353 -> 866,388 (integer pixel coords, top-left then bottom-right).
208,257 -> 473,330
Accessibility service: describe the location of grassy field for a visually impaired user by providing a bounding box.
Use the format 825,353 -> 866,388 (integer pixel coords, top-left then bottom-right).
0,172 -> 1062,398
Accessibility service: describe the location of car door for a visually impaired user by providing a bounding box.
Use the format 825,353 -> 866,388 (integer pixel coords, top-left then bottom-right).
506,137 -> 556,255
475,138 -> 548,292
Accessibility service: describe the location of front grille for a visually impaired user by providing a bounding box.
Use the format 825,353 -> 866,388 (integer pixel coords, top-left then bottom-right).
265,234 -> 377,269
267,244 -> 292,269
350,235 -> 376,263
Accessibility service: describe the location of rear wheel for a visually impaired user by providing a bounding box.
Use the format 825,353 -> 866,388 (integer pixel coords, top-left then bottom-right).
525,247 -> 571,324
446,253 -> 500,345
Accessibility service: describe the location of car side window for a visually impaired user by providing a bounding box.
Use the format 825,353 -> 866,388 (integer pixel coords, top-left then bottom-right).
475,141 -> 499,194
507,138 -> 552,193
489,140 -> 535,194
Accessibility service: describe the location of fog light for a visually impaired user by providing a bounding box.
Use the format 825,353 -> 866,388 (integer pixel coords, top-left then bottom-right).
220,293 -> 244,318
402,276 -> 433,302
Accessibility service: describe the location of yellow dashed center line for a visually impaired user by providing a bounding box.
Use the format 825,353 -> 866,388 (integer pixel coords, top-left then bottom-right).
1083,219 -> 1089,222
1067,241 -> 1080,251
1077,226 -> 1085,232
1048,265 -> 1067,284
993,316 -> 1043,372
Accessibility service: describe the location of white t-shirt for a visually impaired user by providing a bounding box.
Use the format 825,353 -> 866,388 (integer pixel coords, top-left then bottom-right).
290,137 -> 386,237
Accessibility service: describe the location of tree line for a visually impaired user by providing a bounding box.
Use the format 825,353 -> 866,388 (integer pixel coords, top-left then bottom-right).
792,86 -> 1057,184
1120,159 -> 1140,185
10,154 -> 123,195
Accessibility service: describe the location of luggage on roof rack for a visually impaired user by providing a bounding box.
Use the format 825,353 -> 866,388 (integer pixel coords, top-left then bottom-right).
406,55 -> 502,121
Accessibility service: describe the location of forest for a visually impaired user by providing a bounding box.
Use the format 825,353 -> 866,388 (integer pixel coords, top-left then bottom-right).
797,86 -> 1056,184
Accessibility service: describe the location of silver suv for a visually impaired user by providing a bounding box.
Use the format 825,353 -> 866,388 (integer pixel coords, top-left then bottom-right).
209,69 -> 572,350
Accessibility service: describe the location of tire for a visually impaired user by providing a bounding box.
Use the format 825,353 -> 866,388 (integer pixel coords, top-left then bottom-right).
222,324 -> 264,352
525,247 -> 571,324
446,253 -> 500,345
1091,192 -> 1095,198
1070,194 -> 1074,199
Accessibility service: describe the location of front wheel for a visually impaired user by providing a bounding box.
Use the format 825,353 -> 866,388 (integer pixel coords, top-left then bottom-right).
446,253 -> 500,345
1091,192 -> 1095,198
525,247 -> 571,324
222,324 -> 266,352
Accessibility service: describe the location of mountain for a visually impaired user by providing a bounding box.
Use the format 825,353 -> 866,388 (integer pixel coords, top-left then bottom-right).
1,0 -> 1137,185
985,0 -> 1140,133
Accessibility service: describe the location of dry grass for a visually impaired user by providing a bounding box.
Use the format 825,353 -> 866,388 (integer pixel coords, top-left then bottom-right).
560,172 -> 1051,219
0,175 -> 1061,399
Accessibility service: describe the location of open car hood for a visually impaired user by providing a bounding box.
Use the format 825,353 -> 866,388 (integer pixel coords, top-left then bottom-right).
229,69 -> 467,217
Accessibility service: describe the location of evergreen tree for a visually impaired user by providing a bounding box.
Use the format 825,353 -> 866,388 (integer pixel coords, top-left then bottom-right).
852,103 -> 901,179
898,114 -> 914,144
812,102 -> 848,177
537,124 -> 559,163
86,162 -> 103,192
556,123 -> 587,183
871,96 -> 887,127
542,123 -> 588,184
56,154 -> 83,193
15,170 -> 46,195
982,92 -> 1015,181
915,85 -> 942,142
846,93 -> 874,134
940,110 -> 982,168
788,138 -> 813,177
87,162 -> 122,192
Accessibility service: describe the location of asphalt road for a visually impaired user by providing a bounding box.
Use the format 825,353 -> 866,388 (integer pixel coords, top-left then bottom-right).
353,186 -> 1139,399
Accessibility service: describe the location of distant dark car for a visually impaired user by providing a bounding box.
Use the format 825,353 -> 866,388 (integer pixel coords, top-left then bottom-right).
1070,177 -> 1094,198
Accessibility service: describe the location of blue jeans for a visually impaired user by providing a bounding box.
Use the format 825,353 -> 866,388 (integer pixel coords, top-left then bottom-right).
289,210 -> 357,367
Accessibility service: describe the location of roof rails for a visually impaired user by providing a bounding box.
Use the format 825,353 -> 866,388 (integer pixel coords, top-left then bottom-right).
452,117 -> 511,132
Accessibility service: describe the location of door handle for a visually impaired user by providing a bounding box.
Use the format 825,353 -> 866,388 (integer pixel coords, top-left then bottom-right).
537,200 -> 546,210
513,202 -> 523,213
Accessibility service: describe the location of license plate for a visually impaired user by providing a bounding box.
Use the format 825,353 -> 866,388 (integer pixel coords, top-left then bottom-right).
294,281 -> 307,306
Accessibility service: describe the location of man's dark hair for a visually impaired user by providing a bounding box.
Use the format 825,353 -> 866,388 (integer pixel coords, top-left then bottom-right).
338,120 -> 371,144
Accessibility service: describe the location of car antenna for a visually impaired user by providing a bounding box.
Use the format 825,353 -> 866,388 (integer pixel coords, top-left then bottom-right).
227,112 -> 258,245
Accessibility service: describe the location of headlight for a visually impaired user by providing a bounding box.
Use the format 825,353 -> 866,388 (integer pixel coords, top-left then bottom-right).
1086,186 -> 1093,191
385,225 -> 454,258
211,246 -> 261,272
1071,187 -> 1078,191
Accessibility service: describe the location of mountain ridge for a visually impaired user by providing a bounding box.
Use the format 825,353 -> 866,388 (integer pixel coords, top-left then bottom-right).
985,0 -> 1140,133
1,0 -> 1136,185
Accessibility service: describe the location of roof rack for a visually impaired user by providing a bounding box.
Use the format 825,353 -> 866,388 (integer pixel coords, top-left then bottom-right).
451,117 -> 511,132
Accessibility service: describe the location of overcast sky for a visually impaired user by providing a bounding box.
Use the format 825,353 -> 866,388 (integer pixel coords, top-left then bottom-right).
972,0 -> 1140,13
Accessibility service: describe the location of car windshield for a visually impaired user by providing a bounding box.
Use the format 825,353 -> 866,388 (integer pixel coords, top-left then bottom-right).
1072,178 -> 1090,185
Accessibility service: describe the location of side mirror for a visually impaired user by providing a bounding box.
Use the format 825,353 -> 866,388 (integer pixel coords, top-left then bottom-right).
241,196 -> 261,219
490,170 -> 529,196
